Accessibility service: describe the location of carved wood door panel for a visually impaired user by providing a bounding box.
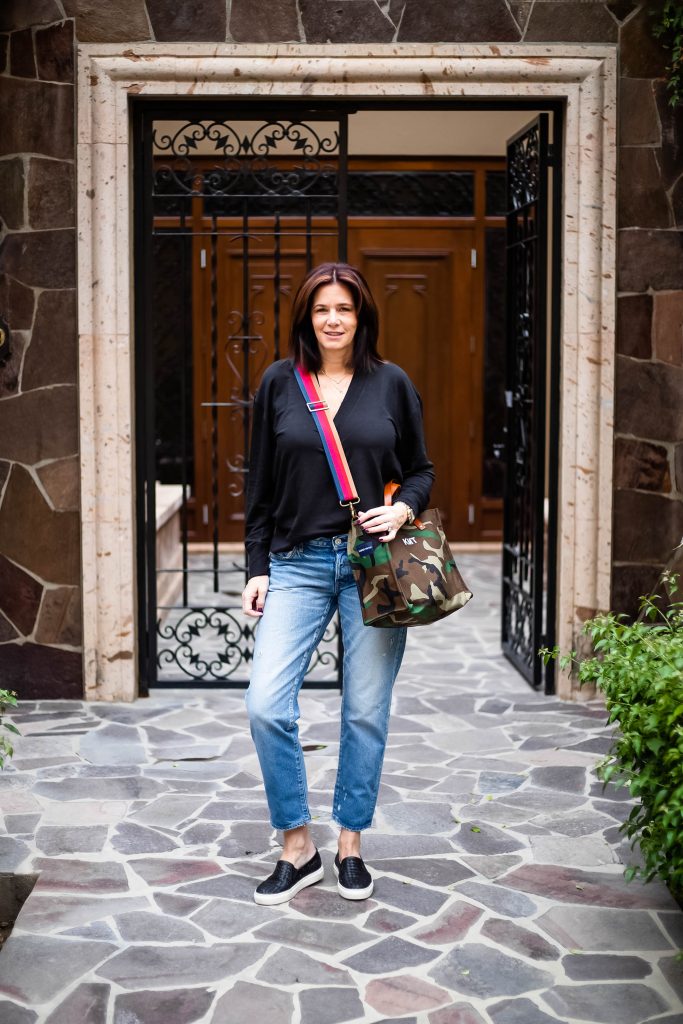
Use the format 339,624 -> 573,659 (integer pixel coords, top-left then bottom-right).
348,222 -> 476,539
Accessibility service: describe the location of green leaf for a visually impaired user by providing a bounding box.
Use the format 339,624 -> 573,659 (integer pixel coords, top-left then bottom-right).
546,572 -> 683,898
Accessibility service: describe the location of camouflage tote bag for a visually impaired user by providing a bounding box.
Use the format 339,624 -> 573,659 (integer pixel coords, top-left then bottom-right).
347,486 -> 473,627
293,367 -> 473,628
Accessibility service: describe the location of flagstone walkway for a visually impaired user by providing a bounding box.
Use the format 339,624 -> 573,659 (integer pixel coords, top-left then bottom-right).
0,554 -> 681,1024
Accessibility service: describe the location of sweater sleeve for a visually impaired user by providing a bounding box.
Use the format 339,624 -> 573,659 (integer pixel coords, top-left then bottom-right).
245,380 -> 275,578
394,374 -> 435,516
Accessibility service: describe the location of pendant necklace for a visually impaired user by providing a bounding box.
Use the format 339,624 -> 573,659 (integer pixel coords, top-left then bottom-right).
318,369 -> 352,394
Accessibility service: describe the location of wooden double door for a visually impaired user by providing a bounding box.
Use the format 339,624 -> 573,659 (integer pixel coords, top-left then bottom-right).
192,218 -> 486,543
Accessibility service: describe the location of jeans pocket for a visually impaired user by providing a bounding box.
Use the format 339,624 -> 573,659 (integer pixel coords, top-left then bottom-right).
270,544 -> 303,562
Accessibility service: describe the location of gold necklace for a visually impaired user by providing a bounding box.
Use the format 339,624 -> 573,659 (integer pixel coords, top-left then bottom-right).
319,369 -> 352,393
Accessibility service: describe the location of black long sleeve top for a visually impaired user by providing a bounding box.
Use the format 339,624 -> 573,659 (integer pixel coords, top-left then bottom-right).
244,358 -> 435,578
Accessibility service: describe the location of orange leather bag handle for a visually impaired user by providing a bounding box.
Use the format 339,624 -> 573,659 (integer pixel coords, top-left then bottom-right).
384,481 -> 401,505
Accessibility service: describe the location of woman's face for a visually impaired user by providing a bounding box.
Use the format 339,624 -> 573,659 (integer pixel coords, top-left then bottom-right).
310,282 -> 358,365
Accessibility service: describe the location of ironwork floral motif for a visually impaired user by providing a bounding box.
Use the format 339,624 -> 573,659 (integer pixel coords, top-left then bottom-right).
157,608 -> 340,682
152,119 -> 340,198
507,125 -> 540,210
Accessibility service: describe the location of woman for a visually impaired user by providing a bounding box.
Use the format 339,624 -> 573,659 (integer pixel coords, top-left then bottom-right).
242,262 -> 434,906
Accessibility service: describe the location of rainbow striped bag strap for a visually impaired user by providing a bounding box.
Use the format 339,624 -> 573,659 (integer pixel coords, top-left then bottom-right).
293,365 -> 360,517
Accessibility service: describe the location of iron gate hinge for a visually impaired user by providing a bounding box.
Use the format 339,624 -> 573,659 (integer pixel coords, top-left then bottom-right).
470,248 -> 477,268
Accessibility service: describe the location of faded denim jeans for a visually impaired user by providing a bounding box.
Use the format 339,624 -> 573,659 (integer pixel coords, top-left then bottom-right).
245,534 -> 407,832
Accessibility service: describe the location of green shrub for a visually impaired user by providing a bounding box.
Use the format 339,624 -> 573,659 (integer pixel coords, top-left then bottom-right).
541,570 -> 683,900
651,1 -> 683,108
0,690 -> 19,769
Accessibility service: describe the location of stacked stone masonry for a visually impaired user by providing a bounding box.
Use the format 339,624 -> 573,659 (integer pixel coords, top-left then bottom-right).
614,4 -> 683,611
0,0 -> 682,697
0,3 -> 82,698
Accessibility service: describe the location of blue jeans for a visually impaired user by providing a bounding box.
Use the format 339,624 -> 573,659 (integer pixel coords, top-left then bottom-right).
245,534 -> 407,832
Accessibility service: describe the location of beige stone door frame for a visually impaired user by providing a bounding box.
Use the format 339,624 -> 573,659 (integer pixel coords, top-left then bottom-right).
76,43 -> 617,702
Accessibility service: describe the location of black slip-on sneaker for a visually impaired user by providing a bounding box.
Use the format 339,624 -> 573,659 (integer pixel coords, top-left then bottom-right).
333,852 -> 374,900
253,848 -> 324,906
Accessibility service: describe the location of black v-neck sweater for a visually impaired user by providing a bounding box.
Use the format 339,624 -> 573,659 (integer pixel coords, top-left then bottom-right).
245,358 -> 435,577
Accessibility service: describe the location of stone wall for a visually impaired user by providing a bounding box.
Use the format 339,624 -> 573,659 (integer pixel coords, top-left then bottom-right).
0,3 -> 82,698
0,0 -> 681,697
612,6 -> 683,609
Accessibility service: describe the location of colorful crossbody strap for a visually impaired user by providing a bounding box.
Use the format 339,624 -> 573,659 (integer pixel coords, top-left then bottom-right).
293,366 -> 360,512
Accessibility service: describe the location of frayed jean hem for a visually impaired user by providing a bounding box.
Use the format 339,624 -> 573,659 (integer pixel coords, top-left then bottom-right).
332,815 -> 373,832
272,816 -> 312,832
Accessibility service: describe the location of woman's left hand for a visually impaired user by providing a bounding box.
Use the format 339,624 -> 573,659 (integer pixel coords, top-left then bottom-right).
357,503 -> 409,542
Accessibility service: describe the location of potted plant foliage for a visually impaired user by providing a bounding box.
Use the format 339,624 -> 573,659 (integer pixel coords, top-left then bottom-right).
541,568 -> 683,902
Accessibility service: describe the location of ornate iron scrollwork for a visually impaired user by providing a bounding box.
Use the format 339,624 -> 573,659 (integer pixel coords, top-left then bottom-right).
507,125 -> 540,210
197,170 -> 474,218
152,119 -> 340,198
502,115 -> 550,690
158,608 -> 255,681
157,608 -> 340,682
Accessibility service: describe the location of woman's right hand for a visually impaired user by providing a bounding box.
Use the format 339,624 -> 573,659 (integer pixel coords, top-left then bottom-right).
242,575 -> 269,617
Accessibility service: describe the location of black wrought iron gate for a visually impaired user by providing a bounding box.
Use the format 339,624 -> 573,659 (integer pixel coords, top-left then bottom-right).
501,114 -> 560,693
134,100 -> 562,694
134,102 -> 348,691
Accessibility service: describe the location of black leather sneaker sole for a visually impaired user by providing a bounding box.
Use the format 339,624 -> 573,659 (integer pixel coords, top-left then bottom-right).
254,849 -> 324,906
334,852 -> 374,900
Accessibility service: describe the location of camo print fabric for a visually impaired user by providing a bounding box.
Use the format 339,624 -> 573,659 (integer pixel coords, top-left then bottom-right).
347,508 -> 473,627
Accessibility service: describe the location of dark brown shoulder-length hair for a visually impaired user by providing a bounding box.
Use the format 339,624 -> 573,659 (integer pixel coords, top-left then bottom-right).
288,262 -> 383,374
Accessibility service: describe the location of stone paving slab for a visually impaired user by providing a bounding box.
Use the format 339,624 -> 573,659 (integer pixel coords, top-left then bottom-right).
0,554 -> 681,1022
